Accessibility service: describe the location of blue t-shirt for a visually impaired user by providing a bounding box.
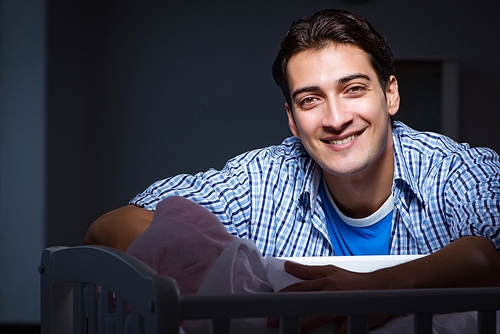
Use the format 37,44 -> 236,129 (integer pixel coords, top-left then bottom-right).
319,179 -> 393,256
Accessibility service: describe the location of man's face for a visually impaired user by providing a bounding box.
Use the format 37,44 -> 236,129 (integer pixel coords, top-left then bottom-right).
285,44 -> 399,179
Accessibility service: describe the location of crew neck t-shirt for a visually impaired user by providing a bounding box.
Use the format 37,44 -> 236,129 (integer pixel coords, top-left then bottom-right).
319,178 -> 394,256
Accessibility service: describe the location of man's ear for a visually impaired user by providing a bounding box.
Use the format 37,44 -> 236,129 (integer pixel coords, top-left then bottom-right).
285,103 -> 300,139
386,75 -> 400,116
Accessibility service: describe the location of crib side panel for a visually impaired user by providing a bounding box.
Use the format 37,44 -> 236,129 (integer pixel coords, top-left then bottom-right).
40,246 -> 182,334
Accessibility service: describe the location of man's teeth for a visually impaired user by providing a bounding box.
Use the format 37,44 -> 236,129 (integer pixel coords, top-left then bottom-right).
329,134 -> 359,145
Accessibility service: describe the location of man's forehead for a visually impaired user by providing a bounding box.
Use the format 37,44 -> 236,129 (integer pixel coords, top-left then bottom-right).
286,44 -> 376,91
288,43 -> 370,66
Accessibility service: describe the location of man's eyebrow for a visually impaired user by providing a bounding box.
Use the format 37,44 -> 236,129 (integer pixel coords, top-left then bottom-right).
291,73 -> 372,101
291,86 -> 320,101
337,73 -> 371,85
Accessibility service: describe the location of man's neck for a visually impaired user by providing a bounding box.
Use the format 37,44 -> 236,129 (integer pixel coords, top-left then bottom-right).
323,139 -> 395,219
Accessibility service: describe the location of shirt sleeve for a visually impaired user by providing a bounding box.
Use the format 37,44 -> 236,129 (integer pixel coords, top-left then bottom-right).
129,156 -> 253,238
444,147 -> 500,252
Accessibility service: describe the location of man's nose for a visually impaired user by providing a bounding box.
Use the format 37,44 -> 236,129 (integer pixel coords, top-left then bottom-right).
321,98 -> 353,131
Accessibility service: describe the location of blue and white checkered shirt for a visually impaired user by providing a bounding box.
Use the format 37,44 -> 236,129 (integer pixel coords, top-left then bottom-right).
130,121 -> 500,257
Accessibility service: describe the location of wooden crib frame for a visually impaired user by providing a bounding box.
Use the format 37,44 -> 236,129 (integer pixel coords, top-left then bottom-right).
40,245 -> 500,334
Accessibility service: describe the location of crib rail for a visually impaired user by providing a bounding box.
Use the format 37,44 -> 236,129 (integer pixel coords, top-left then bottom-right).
181,287 -> 500,334
40,245 -> 500,334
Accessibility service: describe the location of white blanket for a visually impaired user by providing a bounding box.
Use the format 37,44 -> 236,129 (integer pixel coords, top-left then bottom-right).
183,239 -> 499,334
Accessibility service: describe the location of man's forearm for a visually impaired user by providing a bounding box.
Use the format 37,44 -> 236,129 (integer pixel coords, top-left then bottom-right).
377,235 -> 500,289
84,204 -> 154,252
282,235 -> 500,293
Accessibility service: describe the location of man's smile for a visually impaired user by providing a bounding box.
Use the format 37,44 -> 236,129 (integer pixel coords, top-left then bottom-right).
321,130 -> 364,146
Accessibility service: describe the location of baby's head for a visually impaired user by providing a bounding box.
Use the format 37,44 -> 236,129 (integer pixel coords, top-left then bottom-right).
127,196 -> 235,295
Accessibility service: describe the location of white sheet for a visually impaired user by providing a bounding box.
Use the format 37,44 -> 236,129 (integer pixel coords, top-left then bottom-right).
265,254 -> 426,292
185,239 -> 500,334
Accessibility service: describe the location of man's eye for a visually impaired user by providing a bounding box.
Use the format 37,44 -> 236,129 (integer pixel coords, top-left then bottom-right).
301,97 -> 316,105
347,86 -> 365,94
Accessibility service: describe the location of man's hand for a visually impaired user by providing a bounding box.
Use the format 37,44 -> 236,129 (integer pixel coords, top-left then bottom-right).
280,261 -> 385,292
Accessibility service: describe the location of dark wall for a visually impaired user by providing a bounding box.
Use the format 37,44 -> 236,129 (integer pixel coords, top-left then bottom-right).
47,0 -> 500,247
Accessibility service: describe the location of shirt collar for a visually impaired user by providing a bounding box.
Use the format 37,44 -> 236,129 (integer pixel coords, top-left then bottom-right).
293,139 -> 321,213
392,122 -> 425,204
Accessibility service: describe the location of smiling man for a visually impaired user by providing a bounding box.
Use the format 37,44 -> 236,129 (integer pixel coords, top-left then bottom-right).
285,44 -> 398,219
85,9 -> 500,329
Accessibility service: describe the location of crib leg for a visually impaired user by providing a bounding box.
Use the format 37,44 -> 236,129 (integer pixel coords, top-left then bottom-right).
478,310 -> 496,334
414,313 -> 432,334
279,317 -> 300,334
347,315 -> 367,334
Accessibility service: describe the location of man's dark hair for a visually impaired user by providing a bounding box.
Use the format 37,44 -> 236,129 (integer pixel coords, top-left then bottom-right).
272,9 -> 395,107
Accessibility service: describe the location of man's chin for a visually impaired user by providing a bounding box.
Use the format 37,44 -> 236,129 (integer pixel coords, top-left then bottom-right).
320,158 -> 372,178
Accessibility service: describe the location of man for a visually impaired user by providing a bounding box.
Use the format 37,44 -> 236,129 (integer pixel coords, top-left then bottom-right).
85,8 -> 500,328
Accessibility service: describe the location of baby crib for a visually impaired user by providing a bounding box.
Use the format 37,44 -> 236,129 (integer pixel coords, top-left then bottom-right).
40,245 -> 500,334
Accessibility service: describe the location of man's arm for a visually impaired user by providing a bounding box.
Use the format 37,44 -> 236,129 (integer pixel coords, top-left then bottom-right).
275,236 -> 500,333
84,205 -> 154,252
282,235 -> 500,292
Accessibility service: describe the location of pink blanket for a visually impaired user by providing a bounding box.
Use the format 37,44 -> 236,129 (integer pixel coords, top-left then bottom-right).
127,196 -> 235,295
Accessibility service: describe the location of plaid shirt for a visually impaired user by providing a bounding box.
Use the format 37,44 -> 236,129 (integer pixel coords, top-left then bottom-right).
130,122 -> 500,257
